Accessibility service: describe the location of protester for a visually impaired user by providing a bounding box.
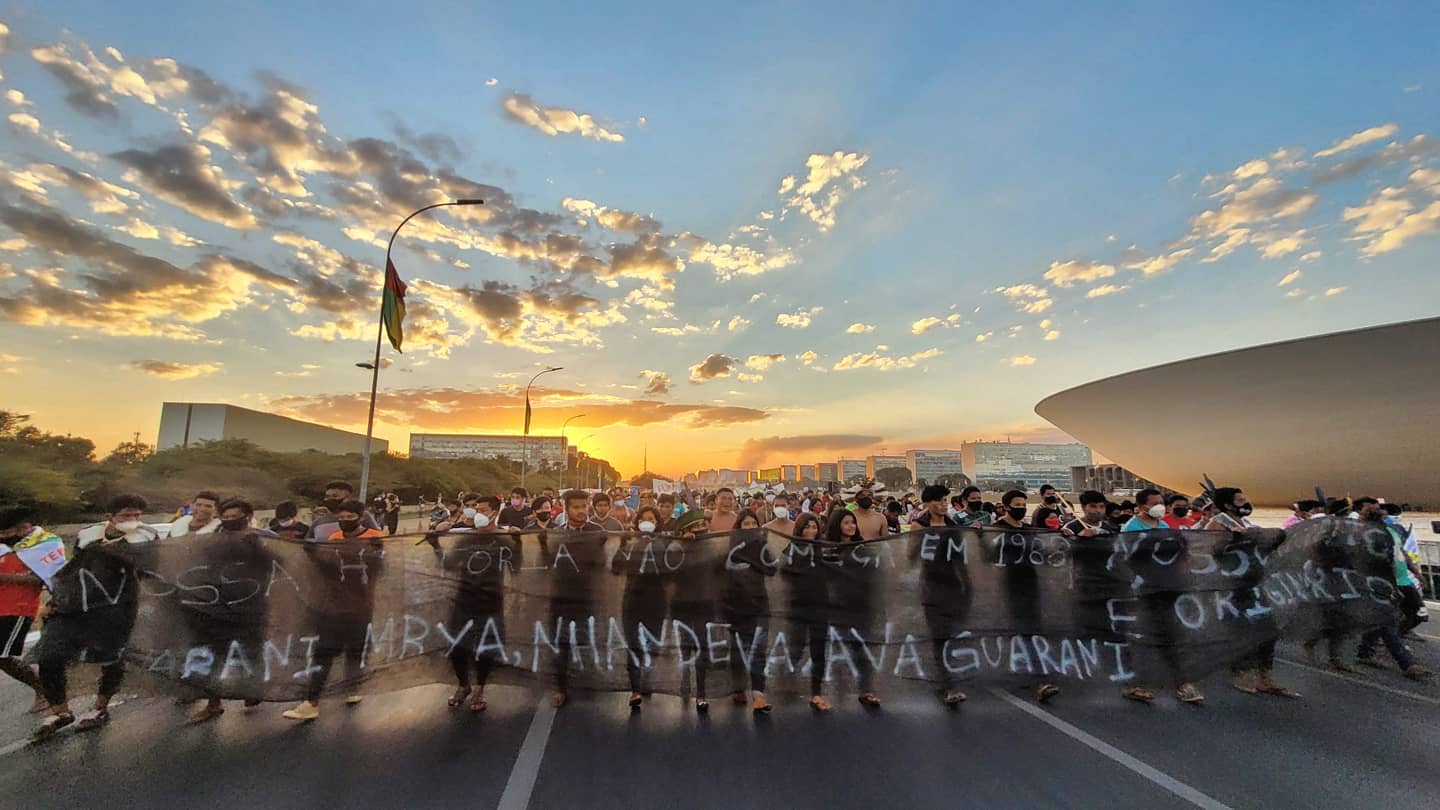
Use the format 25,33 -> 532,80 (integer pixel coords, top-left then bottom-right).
1353,498 -> 1431,679
268,500 -> 309,540
1207,486 -> 1298,698
442,494 -> 515,711
1121,489 -> 1204,705
707,487 -> 740,532
851,487 -> 888,540
32,494 -> 158,739
607,487 -> 634,528
724,510 -> 776,713
953,486 -> 990,527
613,505 -> 670,710
283,500 -> 384,721
1161,494 -> 1196,529
1283,499 -> 1325,529
825,510 -> 882,707
668,507 -> 716,712
763,493 -> 796,536
912,484 -> 969,707
307,481 -> 380,539
381,492 -> 401,535
591,492 -> 624,531
499,487 -> 532,529
543,490 -> 607,708
525,496 -> 555,531
1062,490 -> 1115,536
0,507 -> 53,714
994,490 -> 1060,703
1039,484 -> 1073,519
182,499 -> 273,721
167,491 -> 220,539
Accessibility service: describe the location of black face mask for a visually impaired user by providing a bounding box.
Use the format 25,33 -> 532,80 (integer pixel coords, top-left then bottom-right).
856,497 -> 874,510
1044,496 -> 1058,504
323,498 -> 346,512
1365,509 -> 1386,522
1234,503 -> 1253,518
1007,506 -> 1027,522
337,519 -> 361,534
220,518 -> 248,531
966,500 -> 982,512
1172,506 -> 1190,517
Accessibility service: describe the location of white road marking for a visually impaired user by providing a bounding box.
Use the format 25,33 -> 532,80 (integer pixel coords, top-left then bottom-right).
990,688 -> 1234,810
0,739 -> 30,757
496,696 -> 558,810
1275,658 -> 1440,706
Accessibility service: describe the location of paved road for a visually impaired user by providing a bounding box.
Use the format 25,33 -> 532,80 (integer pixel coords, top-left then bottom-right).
1,630 -> 1437,809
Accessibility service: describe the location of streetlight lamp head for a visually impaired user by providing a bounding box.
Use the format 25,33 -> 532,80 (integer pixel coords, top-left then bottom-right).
455,198 -> 486,205
356,362 -> 375,370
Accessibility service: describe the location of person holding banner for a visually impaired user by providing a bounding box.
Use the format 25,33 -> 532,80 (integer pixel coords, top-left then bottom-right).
0,507 -> 59,714
827,510 -> 882,707
668,507 -> 717,713
32,495 -> 158,739
543,490 -> 607,708
282,500 -> 385,721
724,510 -> 777,714
442,494 -> 516,712
911,484 -> 970,707
995,490 -> 1060,703
782,512 -> 833,711
612,505 -> 670,710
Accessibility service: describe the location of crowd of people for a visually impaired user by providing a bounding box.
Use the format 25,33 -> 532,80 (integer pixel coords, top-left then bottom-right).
0,477 -> 1430,742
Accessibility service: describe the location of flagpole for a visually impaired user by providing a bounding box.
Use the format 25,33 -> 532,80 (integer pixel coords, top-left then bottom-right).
520,366 -> 563,492
358,198 -> 484,501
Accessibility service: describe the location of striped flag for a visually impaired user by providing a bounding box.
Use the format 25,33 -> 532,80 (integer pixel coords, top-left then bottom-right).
381,257 -> 407,353
524,395 -> 532,435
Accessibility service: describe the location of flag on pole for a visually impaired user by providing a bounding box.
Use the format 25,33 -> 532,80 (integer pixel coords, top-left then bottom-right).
381,257 -> 407,353
524,394 -> 532,435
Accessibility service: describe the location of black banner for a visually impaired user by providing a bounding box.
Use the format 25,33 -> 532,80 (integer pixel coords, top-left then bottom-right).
30,518 -> 1399,700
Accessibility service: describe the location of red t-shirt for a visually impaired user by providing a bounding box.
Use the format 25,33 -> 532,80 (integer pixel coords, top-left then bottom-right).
0,552 -> 42,617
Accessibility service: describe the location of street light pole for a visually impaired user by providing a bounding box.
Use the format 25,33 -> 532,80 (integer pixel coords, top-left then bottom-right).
576,434 -> 597,492
358,198 -> 484,501
558,413 -> 586,490
520,366 -> 563,492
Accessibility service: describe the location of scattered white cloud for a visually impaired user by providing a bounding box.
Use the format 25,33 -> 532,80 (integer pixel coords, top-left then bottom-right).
745,353 -> 785,371
1043,330 -> 1060,341
776,306 -> 823,329
778,151 -> 869,231
501,92 -> 624,142
727,315 -> 750,332
1277,269 -> 1302,287
131,360 -> 223,379
832,346 -> 942,372
1324,286 -> 1348,297
974,332 -> 993,343
910,316 -> 942,335
846,322 -> 875,334
1008,355 -> 1037,367
1044,260 -> 1115,287
1314,123 -> 1399,158
1086,284 -> 1130,298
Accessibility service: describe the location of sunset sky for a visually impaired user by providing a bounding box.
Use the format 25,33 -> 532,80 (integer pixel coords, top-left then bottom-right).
2,2 -> 1439,478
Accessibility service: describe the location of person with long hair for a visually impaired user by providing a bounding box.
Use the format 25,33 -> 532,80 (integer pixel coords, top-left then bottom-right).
612,505 -> 670,711
668,508 -> 717,712
783,511 -> 832,711
724,510 -> 777,713
826,509 -> 881,707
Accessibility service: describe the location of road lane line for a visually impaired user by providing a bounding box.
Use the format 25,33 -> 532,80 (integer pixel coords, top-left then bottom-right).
496,696 -> 558,810
1275,658 -> 1440,706
0,739 -> 31,757
990,688 -> 1233,810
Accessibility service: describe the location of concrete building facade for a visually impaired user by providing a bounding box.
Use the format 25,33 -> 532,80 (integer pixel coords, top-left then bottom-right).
960,441 -> 1092,491
906,449 -> 966,485
865,455 -> 906,478
409,433 -> 566,467
157,402 -> 386,455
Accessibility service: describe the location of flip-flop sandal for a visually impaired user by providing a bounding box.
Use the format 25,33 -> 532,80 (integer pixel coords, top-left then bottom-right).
75,709 -> 110,731
858,693 -> 881,707
695,700 -> 709,714
1037,684 -> 1060,703
188,705 -> 225,723
31,713 -> 74,741
467,691 -> 488,713
628,693 -> 643,710
448,688 -> 468,709
809,696 -> 832,713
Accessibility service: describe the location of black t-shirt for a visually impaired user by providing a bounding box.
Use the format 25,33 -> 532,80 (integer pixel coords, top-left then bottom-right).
498,505 -> 533,529
1063,517 -> 1116,535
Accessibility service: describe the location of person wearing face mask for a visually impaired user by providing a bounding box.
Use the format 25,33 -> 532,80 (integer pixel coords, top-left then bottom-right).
306,481 -> 380,540
667,507 -> 717,712
1282,499 -> 1324,530
1206,486 -> 1297,697
1381,503 -> 1427,639
952,486 -> 990,528
181,499 -> 274,722
498,487 -> 532,530
32,494 -> 158,740
1353,497 -> 1431,679
1038,485 -> 1074,519
283,500 -> 385,722
1118,489 -> 1204,705
591,492 -> 624,532
524,497 -> 554,530
268,501 -> 310,541
612,505 -> 670,710
167,491 -> 221,540
1161,494 -> 1197,529
850,488 -> 888,540
994,490 -> 1060,703
607,488 -> 634,529
763,493 -> 795,536
1030,506 -> 1063,531
440,494 -> 516,712
543,490 -> 608,708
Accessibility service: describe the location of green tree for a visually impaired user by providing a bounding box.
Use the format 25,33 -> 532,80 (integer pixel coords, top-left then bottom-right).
874,466 -> 913,490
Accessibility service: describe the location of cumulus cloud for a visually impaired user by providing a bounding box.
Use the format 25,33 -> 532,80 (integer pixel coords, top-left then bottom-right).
797,350 -> 818,366
563,197 -> 659,234
688,353 -> 737,383
1085,284 -> 1130,298
1009,355 -> 1037,366
111,142 -> 259,228
131,360 -> 222,379
1314,123 -> 1400,158
776,306 -> 823,329
910,317 -> 942,335
1325,286 -> 1348,297
501,92 -> 624,142
1043,259 -> 1116,287
640,370 -> 671,396
745,353 -> 785,371
1043,330 -> 1060,341
1277,269 -> 1302,287
1124,248 -> 1193,276
832,346 -> 941,371
778,151 -> 869,231
995,283 -> 1053,314
974,331 -> 993,343
846,322 -> 875,334
727,315 -> 749,332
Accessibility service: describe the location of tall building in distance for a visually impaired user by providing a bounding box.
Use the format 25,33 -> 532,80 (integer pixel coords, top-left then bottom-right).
157,403 -> 386,455
905,449 -> 966,485
961,441 -> 1092,490
838,458 -> 867,483
1070,464 -> 1161,496
813,462 -> 840,484
410,433 -> 566,467
865,455 -> 906,478
758,467 -> 782,483
717,469 -> 749,486
780,464 -> 800,483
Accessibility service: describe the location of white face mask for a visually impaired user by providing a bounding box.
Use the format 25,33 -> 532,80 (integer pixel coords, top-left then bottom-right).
772,506 -> 790,520
474,513 -> 491,528
765,494 -> 776,503
114,520 -> 143,532
1147,504 -> 1166,519
637,520 -> 657,533
462,507 -> 478,519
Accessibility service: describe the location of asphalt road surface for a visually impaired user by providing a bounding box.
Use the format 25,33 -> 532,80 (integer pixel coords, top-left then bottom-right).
1,629 -> 1437,810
